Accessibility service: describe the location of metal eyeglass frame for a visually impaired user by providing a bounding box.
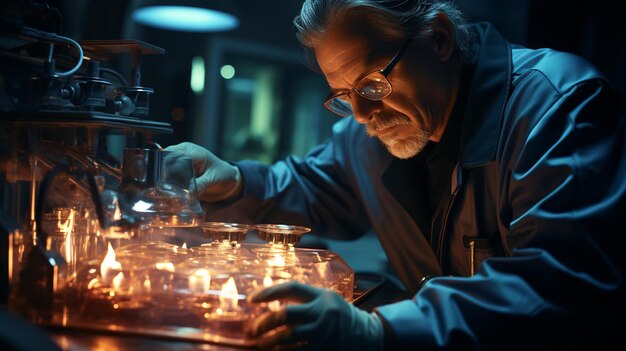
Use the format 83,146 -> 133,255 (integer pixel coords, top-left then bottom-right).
322,37 -> 413,117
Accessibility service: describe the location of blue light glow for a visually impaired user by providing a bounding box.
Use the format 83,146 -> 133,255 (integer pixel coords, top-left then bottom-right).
132,6 -> 239,32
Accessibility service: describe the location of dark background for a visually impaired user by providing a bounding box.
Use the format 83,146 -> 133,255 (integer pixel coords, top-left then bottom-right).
39,0 -> 625,150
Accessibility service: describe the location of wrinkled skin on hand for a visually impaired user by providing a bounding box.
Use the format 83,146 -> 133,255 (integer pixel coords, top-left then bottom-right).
248,281 -> 384,351
164,142 -> 242,202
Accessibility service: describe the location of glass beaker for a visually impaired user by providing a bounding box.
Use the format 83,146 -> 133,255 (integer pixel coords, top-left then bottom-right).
120,148 -> 204,228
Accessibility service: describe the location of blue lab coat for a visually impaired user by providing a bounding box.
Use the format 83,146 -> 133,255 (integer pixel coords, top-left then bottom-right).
207,23 -> 626,349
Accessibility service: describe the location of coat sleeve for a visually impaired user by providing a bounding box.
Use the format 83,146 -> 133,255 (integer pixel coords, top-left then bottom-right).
204,118 -> 372,240
376,78 -> 626,349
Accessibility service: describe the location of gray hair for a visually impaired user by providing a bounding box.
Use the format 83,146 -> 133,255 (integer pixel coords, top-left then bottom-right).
293,0 -> 473,70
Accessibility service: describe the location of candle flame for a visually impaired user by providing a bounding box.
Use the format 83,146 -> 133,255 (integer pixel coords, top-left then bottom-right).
155,262 -> 175,272
143,279 -> 152,293
269,254 -> 286,267
112,272 -> 124,290
100,243 -> 122,284
113,200 -> 122,220
188,268 -> 211,294
173,242 -> 188,253
87,278 -> 99,290
219,277 -> 239,312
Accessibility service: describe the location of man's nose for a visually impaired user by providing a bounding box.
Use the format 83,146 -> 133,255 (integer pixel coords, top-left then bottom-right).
351,96 -> 381,124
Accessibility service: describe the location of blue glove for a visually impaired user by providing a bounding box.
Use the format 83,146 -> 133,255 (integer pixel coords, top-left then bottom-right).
248,281 -> 385,351
164,142 -> 242,202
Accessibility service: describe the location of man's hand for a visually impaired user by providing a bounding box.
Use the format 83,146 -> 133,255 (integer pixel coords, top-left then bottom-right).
248,281 -> 384,351
164,142 -> 242,202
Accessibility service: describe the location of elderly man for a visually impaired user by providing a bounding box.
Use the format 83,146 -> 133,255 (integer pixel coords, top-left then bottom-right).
167,0 -> 626,349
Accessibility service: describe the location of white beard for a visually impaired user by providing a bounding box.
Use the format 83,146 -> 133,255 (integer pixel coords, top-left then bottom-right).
365,112 -> 433,159
381,130 -> 430,159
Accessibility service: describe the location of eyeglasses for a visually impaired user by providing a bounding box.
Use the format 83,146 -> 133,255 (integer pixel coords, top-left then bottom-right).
323,38 -> 413,117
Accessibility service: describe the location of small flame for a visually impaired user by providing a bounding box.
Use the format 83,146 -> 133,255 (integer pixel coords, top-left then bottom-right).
87,278 -> 99,290
155,262 -> 175,272
188,269 -> 210,294
100,243 -> 122,284
112,272 -> 124,290
112,199 -> 122,221
218,277 -> 239,313
143,279 -> 152,293
172,242 -> 188,253
269,254 -> 286,267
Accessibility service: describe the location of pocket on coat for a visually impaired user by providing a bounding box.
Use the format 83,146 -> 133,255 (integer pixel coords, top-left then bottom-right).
463,234 -> 505,275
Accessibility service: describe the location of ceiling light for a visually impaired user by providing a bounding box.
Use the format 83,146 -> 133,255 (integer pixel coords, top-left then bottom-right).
131,1 -> 239,32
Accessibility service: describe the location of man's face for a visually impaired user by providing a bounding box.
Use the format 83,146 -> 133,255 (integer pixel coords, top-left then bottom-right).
314,24 -> 458,159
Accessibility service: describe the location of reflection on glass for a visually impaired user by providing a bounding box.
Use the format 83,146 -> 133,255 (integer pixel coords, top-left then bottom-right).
120,148 -> 204,228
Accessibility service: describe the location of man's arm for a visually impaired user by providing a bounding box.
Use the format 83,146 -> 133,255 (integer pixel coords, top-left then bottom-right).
204,118 -> 374,240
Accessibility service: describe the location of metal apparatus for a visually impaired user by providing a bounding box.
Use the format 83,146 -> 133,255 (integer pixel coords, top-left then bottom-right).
0,1 -> 355,347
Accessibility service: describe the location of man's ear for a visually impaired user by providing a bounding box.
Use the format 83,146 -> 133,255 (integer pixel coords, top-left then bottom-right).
430,12 -> 456,62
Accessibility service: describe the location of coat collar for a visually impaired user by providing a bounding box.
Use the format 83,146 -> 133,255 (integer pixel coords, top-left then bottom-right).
459,23 -> 512,168
381,23 -> 512,227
